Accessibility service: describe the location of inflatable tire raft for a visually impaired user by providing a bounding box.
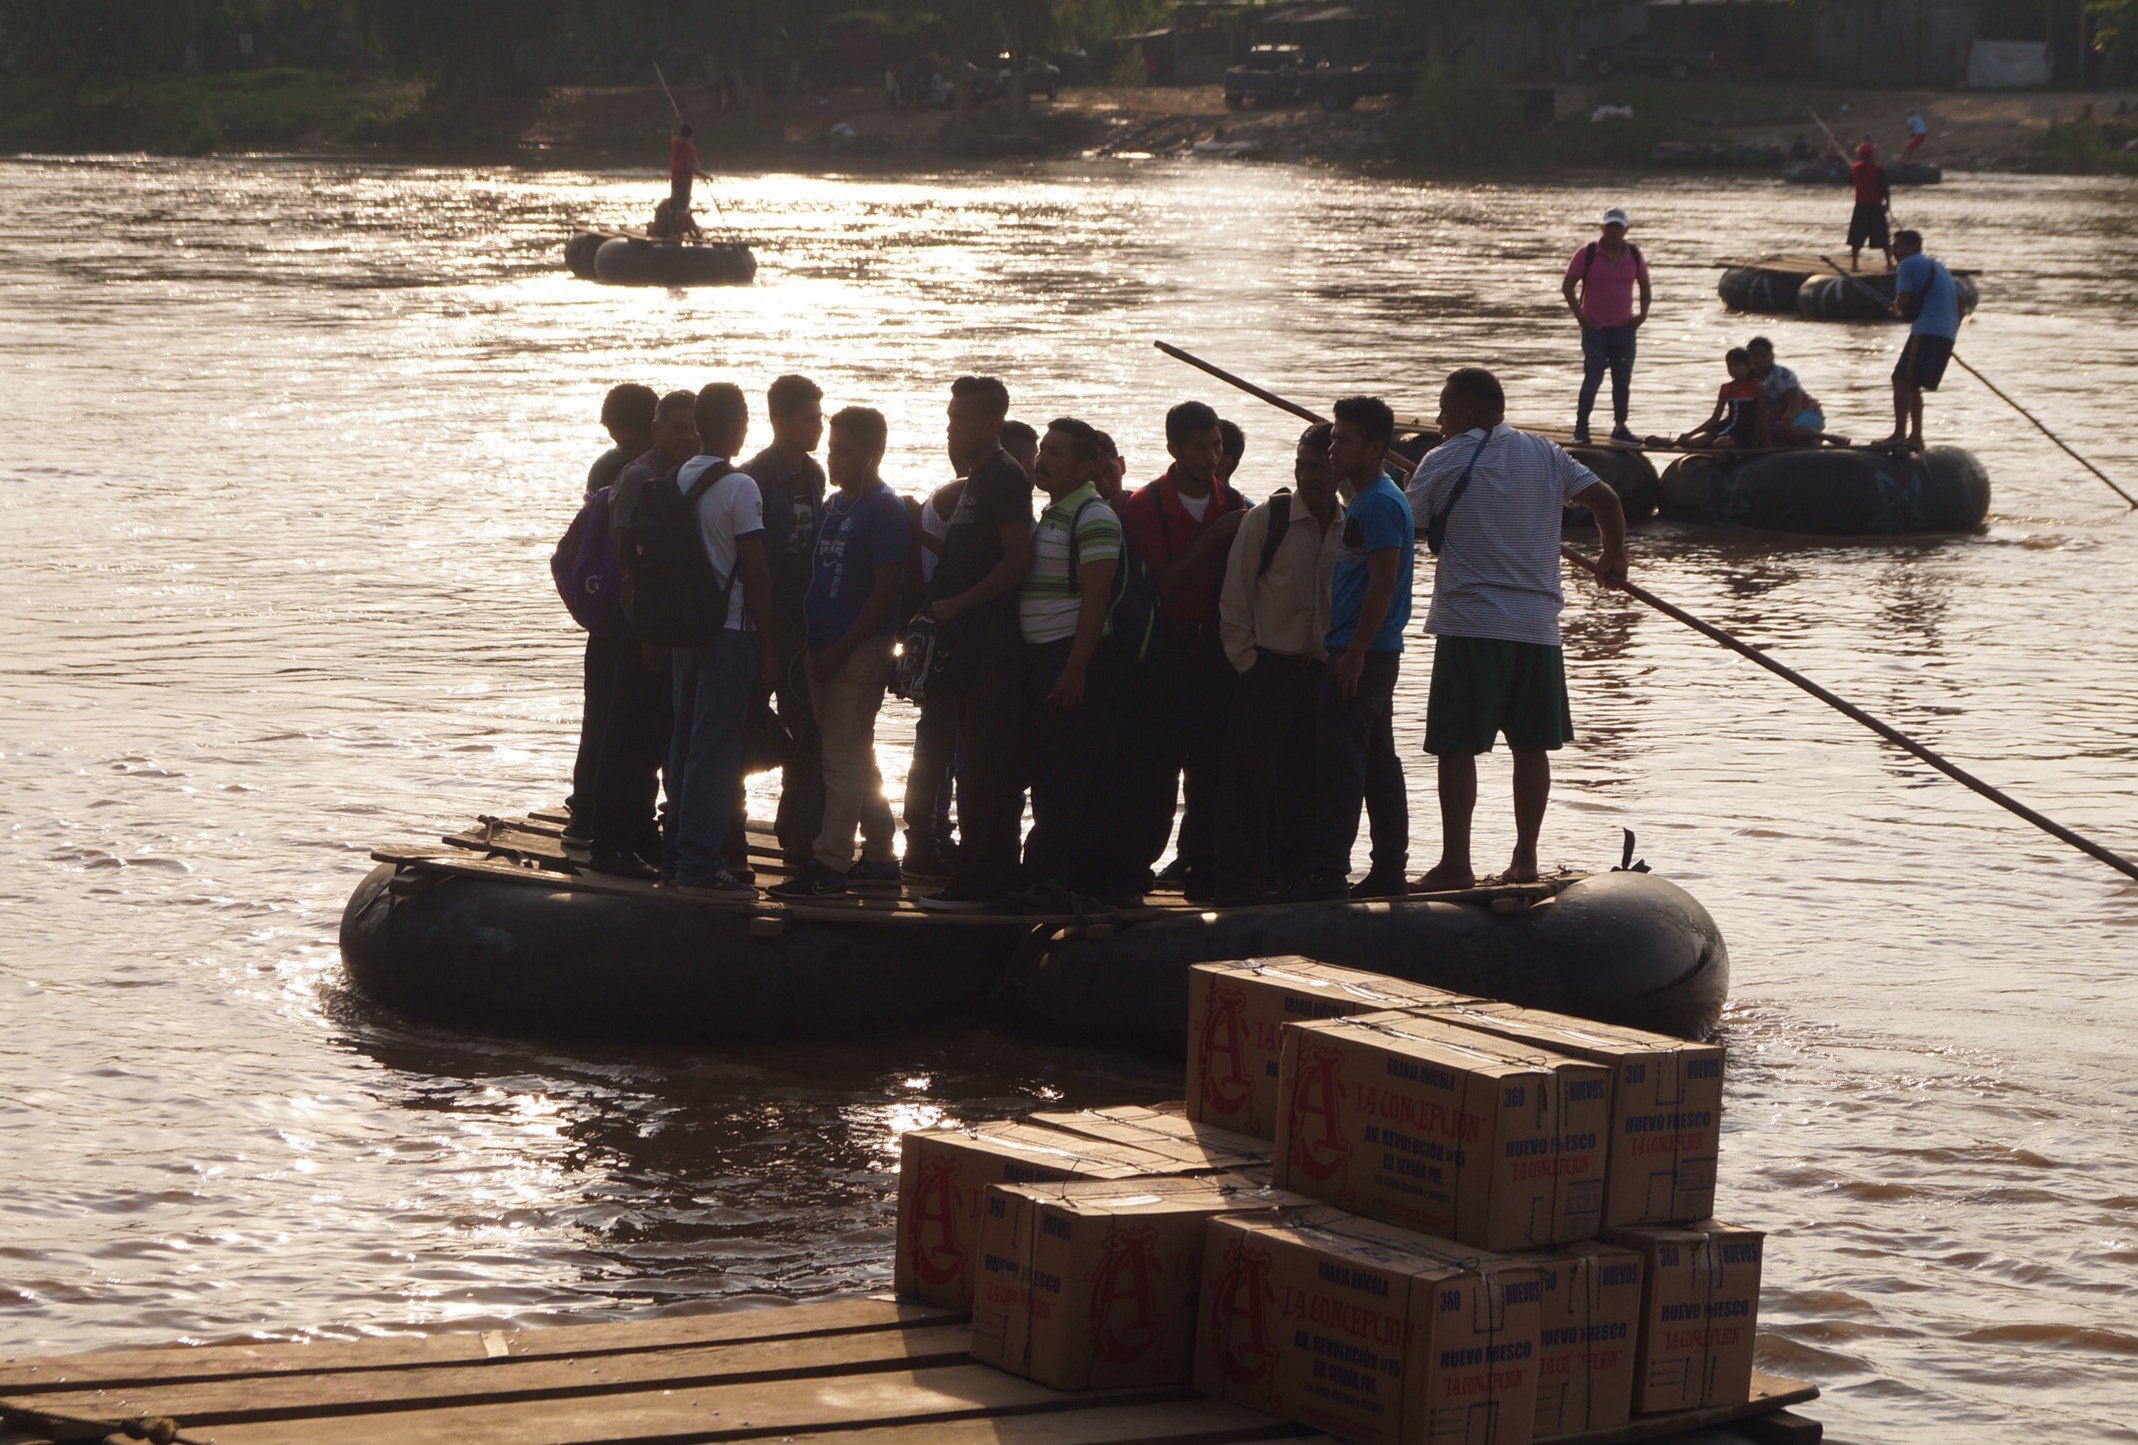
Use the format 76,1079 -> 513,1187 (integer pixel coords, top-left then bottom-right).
563,231 -> 605,279
1717,267 -> 1810,315
591,237 -> 758,287
1796,271 -> 1979,322
1567,445 -> 1661,524
1660,445 -> 1989,534
1011,872 -> 1729,1053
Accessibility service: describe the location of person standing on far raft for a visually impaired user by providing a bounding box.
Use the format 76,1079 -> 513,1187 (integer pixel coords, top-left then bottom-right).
1282,396 -> 1414,902
1902,108 -> 1928,159
670,121 -> 709,222
1562,206 -> 1649,446
1847,142 -> 1893,272
1880,229 -> 1961,454
1406,367 -> 1628,891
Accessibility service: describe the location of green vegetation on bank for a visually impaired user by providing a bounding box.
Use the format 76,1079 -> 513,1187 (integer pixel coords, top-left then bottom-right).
0,68 -> 420,155
2033,110 -> 2138,172
1392,68 -> 1715,173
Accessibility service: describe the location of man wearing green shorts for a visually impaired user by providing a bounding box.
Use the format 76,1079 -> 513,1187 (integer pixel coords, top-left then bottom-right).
1405,368 -> 1629,889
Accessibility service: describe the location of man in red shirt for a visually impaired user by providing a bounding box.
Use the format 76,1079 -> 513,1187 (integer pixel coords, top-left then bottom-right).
670,122 -> 706,217
1116,400 -> 1249,900
1847,142 -> 1892,272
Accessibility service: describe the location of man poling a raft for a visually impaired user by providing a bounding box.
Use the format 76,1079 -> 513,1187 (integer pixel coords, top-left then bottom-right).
653,64 -> 714,241
1155,340 -> 2138,888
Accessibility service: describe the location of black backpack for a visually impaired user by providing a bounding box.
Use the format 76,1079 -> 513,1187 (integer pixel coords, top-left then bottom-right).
615,462 -> 735,646
1578,240 -> 1642,279
1255,490 -> 1294,576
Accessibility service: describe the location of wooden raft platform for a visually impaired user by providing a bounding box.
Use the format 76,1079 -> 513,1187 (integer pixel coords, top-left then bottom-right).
0,1297 -> 1819,1444
371,810 -> 1567,929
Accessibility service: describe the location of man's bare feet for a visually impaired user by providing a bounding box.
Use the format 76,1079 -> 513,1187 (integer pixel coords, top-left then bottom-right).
1868,433 -> 1907,452
1902,435 -> 1926,454
1413,863 -> 1477,893
1501,849 -> 1541,885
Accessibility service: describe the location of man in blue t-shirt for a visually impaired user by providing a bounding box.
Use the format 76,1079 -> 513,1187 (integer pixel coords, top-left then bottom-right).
1287,395 -> 1416,901
768,406 -> 910,901
1883,228 -> 1962,453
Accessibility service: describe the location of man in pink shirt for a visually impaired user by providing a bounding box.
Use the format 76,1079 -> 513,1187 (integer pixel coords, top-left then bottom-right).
1560,206 -> 1651,445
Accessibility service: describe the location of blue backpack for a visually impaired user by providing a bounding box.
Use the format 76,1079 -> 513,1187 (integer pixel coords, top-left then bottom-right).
1067,497 -> 1160,663
551,486 -> 624,634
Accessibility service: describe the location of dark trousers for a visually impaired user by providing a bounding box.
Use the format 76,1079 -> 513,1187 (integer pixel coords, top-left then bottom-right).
583,633 -> 671,859
1118,621 -> 1236,879
1022,640 -> 1120,894
1213,650 -> 1323,895
725,646 -> 825,869
1578,324 -> 1638,426
944,631 -> 1028,900
904,693 -> 959,855
1305,650 -> 1408,879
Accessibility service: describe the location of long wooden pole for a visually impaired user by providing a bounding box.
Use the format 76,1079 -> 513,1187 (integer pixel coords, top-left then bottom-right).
654,62 -> 683,120
1818,256 -> 2138,509
1153,339 -> 2138,884
1558,544 -> 2138,884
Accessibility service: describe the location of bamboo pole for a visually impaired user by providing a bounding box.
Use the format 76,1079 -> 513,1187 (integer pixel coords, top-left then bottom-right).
1559,544 -> 2138,884
1817,256 -> 2138,509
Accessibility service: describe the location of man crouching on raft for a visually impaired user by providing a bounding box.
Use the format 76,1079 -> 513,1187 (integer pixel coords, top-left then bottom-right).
1406,368 -> 1628,889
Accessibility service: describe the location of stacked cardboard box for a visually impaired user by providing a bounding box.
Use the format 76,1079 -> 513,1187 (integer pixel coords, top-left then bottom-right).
896,955 -> 1765,1444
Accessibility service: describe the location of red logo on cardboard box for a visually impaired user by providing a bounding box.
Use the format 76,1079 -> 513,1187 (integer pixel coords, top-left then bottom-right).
1198,983 -> 1255,1116
904,1154 -> 966,1286
1089,1221 -> 1165,1365
1285,1040 -> 1353,1181
1205,1238 -> 1279,1386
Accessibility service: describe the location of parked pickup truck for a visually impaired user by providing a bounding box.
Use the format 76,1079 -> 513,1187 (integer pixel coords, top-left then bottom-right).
1578,36 -> 1716,80
1296,49 -> 1422,110
1222,45 -> 1305,108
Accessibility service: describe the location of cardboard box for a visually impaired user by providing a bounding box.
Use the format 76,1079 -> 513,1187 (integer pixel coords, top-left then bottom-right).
1606,1221 -> 1763,1414
1196,1206 -> 1542,1445
970,1173 -> 1315,1389
1429,1003 -> 1724,1227
1031,1102 -> 1271,1172
1271,1011 -> 1610,1250
1187,959 -> 1482,1138
894,1122 -> 1182,1309
1519,1242 -> 1644,1438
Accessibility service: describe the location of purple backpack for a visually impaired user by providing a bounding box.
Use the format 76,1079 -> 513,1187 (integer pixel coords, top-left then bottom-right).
552,486 -> 625,634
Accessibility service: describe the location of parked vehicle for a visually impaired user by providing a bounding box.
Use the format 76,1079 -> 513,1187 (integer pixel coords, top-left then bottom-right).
1222,44 -> 1305,108
967,52 -> 1062,103
1297,49 -> 1422,110
1579,36 -> 1716,80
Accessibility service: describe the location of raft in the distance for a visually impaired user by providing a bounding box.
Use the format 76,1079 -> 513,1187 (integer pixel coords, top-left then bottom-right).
563,230 -> 757,287
1718,254 -> 1980,321
341,817 -> 1730,1050
1660,445 -> 1990,534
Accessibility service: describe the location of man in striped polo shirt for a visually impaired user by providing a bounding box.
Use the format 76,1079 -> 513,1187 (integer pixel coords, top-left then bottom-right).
1406,368 -> 1628,891
1018,418 -> 1124,898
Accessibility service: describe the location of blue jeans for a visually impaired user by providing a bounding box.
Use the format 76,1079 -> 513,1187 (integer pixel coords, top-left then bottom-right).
666,629 -> 759,886
1578,324 -> 1638,427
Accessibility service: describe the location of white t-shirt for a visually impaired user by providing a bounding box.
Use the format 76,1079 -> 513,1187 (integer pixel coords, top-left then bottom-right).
1178,491 -> 1211,523
919,492 -> 953,586
1405,423 -> 1598,647
675,454 -> 766,633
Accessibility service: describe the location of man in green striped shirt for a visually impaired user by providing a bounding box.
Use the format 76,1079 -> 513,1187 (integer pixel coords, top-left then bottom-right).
1019,418 -> 1123,896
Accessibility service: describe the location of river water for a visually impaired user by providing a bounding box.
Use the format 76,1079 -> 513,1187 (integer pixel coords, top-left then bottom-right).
2,154 -> 2134,1440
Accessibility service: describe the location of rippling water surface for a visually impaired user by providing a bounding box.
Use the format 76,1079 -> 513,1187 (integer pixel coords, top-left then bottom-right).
2,154 -> 2135,1441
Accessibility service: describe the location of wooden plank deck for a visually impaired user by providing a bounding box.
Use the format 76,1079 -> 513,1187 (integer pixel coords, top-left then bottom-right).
371,813 -> 1566,928
0,1298 -> 1818,1444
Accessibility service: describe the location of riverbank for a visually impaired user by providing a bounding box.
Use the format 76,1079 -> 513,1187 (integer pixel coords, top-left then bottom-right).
6,68 -> 2135,176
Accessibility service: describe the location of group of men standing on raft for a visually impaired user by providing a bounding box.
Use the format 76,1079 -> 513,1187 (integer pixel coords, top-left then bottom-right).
555,370 -> 1629,912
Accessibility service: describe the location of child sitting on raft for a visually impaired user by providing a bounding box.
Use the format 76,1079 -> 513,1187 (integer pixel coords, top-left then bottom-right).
1672,348 -> 1765,452
647,198 -> 703,242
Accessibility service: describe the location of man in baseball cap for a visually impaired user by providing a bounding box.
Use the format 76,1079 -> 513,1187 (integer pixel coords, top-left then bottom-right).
1560,206 -> 1650,445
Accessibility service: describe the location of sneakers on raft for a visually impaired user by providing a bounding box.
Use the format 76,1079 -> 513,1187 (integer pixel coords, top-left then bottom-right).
766,865 -> 848,902
848,859 -> 904,892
